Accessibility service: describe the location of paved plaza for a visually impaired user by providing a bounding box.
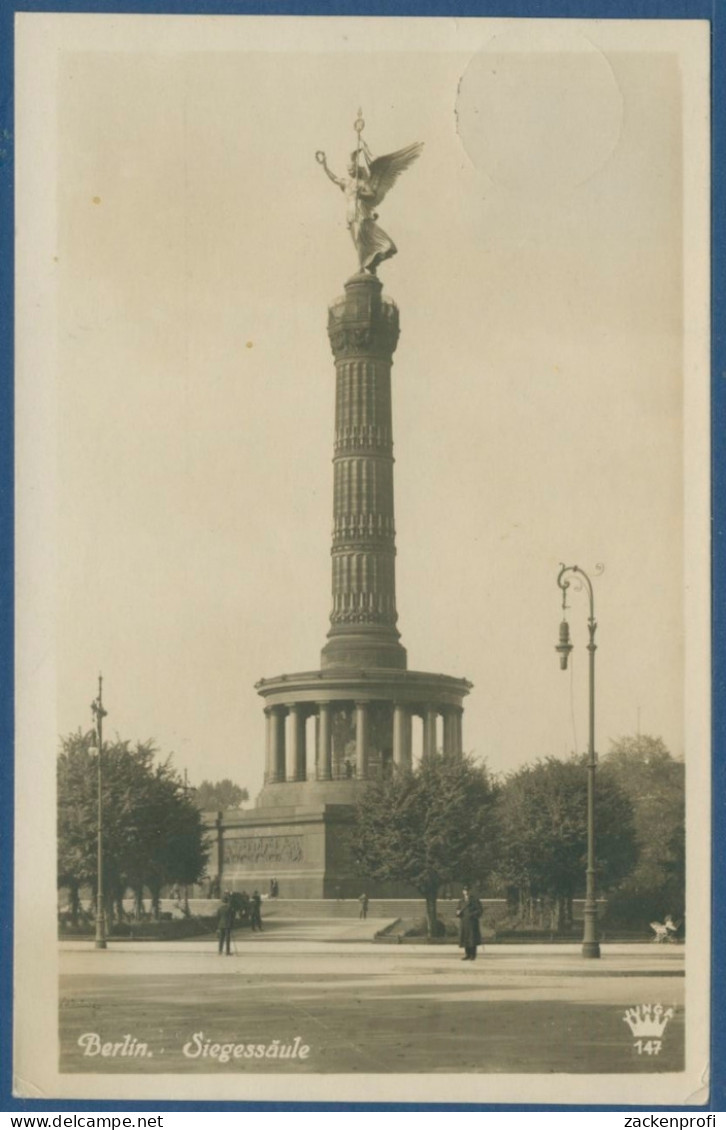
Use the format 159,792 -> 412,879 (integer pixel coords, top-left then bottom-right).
59,923 -> 685,1075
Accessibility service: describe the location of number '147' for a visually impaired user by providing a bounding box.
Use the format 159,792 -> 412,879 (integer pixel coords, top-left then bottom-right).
634,1039 -> 662,1055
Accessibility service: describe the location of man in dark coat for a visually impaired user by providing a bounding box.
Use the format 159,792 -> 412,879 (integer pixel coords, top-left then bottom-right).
217,893 -> 235,955
456,886 -> 483,961
250,890 -> 263,932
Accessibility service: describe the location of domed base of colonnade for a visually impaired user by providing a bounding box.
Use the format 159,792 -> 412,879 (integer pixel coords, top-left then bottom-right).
210,667 -> 471,899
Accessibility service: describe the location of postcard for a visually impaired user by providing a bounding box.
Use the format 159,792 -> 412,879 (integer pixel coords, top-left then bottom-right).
13,13 -> 711,1106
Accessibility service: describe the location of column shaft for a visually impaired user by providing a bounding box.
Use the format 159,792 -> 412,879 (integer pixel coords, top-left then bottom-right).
317,703 -> 332,780
423,707 -> 438,758
271,708 -> 286,783
443,708 -> 463,755
404,708 -> 412,768
288,705 -> 307,781
393,704 -> 410,770
322,273 -> 406,671
264,708 -> 274,782
355,702 -> 369,779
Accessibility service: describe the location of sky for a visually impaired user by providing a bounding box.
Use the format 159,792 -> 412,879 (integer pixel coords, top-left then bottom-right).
17,16 -> 709,795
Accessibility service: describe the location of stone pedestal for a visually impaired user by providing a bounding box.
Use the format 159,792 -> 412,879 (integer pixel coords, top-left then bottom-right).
207,792 -> 417,898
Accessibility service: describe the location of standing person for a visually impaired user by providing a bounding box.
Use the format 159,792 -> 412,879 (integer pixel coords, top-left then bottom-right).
456,886 -> 483,961
250,889 -> 263,932
217,893 -> 235,956
358,892 -> 369,920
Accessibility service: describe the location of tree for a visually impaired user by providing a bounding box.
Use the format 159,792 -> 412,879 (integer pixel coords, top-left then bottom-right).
57,730 -> 209,923
193,779 -> 249,811
352,753 -> 499,937
601,735 -> 685,923
495,755 -> 638,931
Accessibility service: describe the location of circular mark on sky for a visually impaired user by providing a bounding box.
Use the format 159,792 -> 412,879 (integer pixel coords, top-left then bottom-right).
456,26 -> 623,193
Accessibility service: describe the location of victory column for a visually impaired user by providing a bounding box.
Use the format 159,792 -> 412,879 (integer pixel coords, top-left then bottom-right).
216,116 -> 472,897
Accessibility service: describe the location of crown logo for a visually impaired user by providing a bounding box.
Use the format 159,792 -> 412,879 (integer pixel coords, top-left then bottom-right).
623,1004 -> 674,1038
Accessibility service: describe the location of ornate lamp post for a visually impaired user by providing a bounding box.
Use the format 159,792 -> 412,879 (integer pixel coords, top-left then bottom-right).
556,564 -> 602,959
90,674 -> 108,950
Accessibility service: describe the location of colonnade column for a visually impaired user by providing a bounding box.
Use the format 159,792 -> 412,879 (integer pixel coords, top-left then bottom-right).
393,704 -> 412,770
264,707 -> 274,783
288,704 -> 307,781
454,707 -> 463,755
423,707 -> 438,758
355,702 -> 369,779
270,707 -> 286,782
443,707 -> 464,755
317,702 -> 332,780
442,709 -> 453,755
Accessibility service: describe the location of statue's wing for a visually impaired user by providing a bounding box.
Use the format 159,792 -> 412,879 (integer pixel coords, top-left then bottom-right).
367,142 -> 424,207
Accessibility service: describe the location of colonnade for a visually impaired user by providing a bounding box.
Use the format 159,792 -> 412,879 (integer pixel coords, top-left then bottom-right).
263,700 -> 464,784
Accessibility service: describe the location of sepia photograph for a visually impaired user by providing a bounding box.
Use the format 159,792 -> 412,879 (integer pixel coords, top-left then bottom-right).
13,12 -> 711,1107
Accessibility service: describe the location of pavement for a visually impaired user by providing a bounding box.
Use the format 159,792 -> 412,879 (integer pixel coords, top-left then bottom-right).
58,930 -> 685,1076
63,915 -> 394,946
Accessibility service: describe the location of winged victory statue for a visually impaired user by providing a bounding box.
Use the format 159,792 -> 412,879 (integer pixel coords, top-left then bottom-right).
316,112 -> 423,274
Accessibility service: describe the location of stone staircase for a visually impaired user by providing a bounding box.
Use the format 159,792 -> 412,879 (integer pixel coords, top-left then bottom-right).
187,897 -> 507,920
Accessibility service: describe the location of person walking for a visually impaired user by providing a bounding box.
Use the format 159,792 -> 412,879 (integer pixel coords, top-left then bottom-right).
250,889 -> 263,932
456,885 -> 483,961
358,892 -> 369,920
217,893 -> 235,956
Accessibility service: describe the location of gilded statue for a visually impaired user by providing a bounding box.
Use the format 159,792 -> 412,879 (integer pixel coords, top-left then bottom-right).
316,112 -> 423,273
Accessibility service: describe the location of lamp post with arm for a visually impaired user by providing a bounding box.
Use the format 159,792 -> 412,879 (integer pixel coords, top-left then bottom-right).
555,563 -> 602,959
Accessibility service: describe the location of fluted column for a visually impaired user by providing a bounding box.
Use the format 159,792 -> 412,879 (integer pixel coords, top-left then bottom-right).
355,701 -> 369,779
423,707 -> 438,758
270,707 -> 286,783
317,702 -> 332,780
322,272 -> 407,671
264,707 -> 274,782
442,708 -> 452,755
288,704 -> 307,782
393,703 -> 411,770
452,709 -> 463,754
443,708 -> 463,755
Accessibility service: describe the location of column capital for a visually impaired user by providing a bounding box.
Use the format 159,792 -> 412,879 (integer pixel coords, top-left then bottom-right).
285,702 -> 306,716
327,276 -> 399,361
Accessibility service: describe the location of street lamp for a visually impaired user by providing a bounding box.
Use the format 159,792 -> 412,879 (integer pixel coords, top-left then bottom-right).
182,769 -> 193,917
556,563 -> 602,959
90,674 -> 108,950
